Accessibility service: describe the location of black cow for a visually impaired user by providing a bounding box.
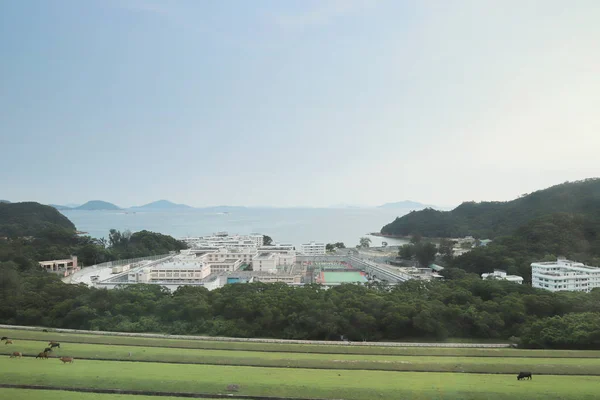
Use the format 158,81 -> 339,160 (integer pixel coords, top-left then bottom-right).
0,337 -> 7,341
49,343 -> 60,349
44,347 -> 53,353
517,372 -> 532,380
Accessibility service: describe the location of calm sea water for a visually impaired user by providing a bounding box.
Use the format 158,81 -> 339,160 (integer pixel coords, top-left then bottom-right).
60,208 -> 411,248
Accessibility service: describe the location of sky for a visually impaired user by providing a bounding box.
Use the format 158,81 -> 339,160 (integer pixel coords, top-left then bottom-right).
1,0 -> 599,208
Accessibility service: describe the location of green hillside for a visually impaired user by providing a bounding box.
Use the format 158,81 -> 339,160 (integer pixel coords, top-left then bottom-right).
381,178 -> 600,238
0,202 -> 76,237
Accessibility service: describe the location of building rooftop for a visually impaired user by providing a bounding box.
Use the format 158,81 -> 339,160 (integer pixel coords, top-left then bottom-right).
254,252 -> 274,260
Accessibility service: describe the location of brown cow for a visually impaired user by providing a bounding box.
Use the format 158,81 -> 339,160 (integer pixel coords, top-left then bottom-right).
36,351 -> 49,359
59,357 -> 74,364
5,339 -> 13,345
9,352 -> 22,358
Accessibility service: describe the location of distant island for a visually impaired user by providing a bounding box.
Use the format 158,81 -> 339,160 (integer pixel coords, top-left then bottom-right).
76,200 -> 120,210
50,200 -> 121,211
131,200 -> 192,210
378,200 -> 436,209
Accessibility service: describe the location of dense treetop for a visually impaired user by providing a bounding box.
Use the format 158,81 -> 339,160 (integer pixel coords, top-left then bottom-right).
381,178 -> 600,238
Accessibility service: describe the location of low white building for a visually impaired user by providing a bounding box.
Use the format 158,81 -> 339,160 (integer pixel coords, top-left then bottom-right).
531,258 -> 600,292
253,252 -> 278,272
199,248 -> 257,266
300,242 -> 326,255
481,269 -> 523,284
182,232 -> 263,250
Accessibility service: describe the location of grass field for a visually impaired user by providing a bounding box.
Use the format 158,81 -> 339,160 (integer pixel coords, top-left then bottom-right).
1,358 -> 599,400
2,327 -> 600,400
0,389 -> 215,400
5,328 -> 600,358
2,339 -> 600,375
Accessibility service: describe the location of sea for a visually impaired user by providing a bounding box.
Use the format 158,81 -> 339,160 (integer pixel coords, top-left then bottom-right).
60,208 -> 412,248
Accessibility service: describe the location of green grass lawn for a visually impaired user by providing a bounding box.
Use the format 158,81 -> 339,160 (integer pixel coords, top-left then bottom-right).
0,358 -> 598,400
5,328 -> 600,358
2,340 -> 600,375
0,389 -> 218,400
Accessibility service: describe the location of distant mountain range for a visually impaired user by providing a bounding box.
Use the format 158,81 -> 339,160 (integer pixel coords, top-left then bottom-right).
131,200 -> 192,210
42,199 -> 439,211
50,200 -> 121,211
378,200 -> 437,209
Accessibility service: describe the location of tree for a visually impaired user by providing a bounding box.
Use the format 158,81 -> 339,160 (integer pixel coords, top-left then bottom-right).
326,242 -> 346,251
410,234 -> 422,244
263,235 -> 273,246
438,239 -> 455,263
398,244 -> 414,260
414,242 -> 437,267
359,237 -> 371,248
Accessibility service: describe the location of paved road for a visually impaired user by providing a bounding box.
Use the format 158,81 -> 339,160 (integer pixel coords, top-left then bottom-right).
0,324 -> 511,348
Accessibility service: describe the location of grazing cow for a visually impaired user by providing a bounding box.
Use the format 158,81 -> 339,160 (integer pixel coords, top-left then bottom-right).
42,329 -> 48,333
36,352 -> 49,359
5,339 -> 13,345
44,347 -> 53,353
1,337 -> 7,341
59,357 -> 74,364
49,343 -> 60,349
9,352 -> 22,358
517,372 -> 532,380
226,384 -> 240,392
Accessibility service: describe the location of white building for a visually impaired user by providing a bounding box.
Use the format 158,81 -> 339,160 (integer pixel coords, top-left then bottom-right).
481,269 -> 523,284
197,248 -> 257,266
300,242 -> 326,255
531,258 -> 600,292
253,252 -> 278,272
182,232 -> 263,250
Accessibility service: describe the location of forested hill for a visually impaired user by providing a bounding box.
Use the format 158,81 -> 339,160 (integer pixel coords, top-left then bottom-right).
0,202 -> 76,236
381,178 -> 600,238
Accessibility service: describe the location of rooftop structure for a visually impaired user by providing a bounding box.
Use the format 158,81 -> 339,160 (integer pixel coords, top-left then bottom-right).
531,258 -> 600,292
481,269 -> 523,284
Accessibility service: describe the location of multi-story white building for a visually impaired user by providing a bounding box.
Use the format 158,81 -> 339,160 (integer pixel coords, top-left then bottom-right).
195,248 -> 257,266
531,258 -> 600,292
481,269 -> 523,284
300,242 -> 326,255
182,232 -> 263,250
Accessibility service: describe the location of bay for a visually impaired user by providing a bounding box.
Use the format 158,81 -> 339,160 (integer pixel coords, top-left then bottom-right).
60,208 -> 412,248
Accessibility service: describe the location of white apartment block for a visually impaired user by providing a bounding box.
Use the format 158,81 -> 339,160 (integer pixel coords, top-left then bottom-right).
531,258 -> 600,292
182,232 -> 264,250
198,248 -> 257,266
481,270 -> 523,284
300,242 -> 326,255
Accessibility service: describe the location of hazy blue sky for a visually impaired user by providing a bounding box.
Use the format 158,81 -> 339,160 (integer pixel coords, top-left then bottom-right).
1,0 -> 599,208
